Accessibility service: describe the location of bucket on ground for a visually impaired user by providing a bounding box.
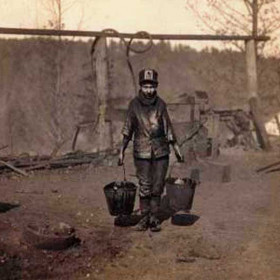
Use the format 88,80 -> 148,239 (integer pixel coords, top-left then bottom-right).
104,181 -> 137,216
165,169 -> 199,212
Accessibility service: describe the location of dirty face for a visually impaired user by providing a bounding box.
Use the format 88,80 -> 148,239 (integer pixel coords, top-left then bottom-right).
140,83 -> 157,99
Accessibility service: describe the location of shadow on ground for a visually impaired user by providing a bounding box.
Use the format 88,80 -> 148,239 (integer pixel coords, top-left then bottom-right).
0,202 -> 20,213
114,195 -> 200,227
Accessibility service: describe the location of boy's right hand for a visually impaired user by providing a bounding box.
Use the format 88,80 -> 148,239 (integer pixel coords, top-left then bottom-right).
176,152 -> 184,163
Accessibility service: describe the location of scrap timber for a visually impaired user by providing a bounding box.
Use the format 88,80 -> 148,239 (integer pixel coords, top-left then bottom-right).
0,150 -> 118,176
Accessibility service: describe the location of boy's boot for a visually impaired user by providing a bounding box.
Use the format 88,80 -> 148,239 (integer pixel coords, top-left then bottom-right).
149,196 -> 161,232
135,197 -> 150,231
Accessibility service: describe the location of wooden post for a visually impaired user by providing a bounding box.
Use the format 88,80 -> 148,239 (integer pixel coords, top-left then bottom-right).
207,113 -> 220,159
95,37 -> 113,151
245,39 -> 271,150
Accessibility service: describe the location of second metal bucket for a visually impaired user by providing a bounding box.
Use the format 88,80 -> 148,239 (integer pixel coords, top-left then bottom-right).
165,169 -> 199,212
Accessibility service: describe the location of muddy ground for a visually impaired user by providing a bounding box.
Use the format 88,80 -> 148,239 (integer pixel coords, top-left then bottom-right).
0,146 -> 280,280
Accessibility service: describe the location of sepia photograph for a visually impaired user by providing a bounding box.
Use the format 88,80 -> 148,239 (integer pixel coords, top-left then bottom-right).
0,0 -> 280,279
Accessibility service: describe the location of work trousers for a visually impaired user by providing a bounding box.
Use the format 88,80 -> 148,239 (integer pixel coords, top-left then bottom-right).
134,155 -> 169,216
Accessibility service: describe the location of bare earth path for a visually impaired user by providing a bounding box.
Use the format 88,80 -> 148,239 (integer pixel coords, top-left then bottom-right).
0,148 -> 280,280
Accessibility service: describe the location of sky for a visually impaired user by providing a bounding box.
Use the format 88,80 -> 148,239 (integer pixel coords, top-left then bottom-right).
2,0 -> 199,32
0,0 -> 225,50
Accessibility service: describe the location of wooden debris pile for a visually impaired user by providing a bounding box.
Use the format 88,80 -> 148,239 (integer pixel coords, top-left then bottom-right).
0,149 -> 119,176
213,108 -> 258,150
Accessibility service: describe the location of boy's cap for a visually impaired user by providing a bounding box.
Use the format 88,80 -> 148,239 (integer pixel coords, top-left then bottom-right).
139,69 -> 158,86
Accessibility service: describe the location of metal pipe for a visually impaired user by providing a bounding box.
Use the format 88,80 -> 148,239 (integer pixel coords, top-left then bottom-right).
0,27 -> 270,41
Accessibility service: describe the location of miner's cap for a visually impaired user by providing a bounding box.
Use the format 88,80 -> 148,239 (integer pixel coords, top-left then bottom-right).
139,69 -> 158,86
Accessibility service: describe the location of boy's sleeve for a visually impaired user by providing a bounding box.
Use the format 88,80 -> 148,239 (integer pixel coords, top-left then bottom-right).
121,101 -> 134,140
163,105 -> 177,144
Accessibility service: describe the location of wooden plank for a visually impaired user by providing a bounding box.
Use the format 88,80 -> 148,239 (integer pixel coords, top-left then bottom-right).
167,103 -> 200,123
0,160 -> 28,176
167,104 -> 193,123
256,160 -> 280,173
95,37 -> 113,151
209,114 -> 220,159
0,150 -> 118,173
246,40 -> 258,99
0,27 -> 270,41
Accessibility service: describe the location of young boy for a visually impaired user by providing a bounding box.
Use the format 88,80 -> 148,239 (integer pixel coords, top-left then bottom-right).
118,68 -> 183,232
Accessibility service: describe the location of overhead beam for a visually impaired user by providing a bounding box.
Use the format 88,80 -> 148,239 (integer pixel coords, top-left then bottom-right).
0,27 -> 270,41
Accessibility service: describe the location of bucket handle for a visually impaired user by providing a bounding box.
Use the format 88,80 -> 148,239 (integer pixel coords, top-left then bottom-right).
122,162 -> 127,181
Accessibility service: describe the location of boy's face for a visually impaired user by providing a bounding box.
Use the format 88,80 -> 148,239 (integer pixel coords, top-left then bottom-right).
141,83 -> 157,99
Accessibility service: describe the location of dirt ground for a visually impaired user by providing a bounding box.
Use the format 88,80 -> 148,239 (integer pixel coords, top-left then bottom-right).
1,146 -> 280,280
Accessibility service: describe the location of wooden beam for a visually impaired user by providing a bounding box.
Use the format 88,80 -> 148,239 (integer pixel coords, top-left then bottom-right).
0,27 -> 270,41
94,37 -> 113,151
245,40 -> 271,150
209,114 -> 220,159
246,40 -> 258,99
256,160 -> 280,173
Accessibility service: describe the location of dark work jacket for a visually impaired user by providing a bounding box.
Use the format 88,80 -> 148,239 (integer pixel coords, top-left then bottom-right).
122,95 -> 177,159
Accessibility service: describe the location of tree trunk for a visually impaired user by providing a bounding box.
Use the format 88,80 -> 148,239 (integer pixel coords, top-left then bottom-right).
252,0 -> 258,37
246,39 -> 271,150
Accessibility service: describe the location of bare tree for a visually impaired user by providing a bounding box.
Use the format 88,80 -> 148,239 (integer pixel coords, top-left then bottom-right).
186,0 -> 280,55
186,0 -> 278,149
39,0 -> 83,154
186,0 -> 280,102
41,0 -> 78,30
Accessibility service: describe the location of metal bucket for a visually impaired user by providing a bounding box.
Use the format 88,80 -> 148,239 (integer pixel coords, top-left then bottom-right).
104,180 -> 137,216
165,169 -> 199,212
